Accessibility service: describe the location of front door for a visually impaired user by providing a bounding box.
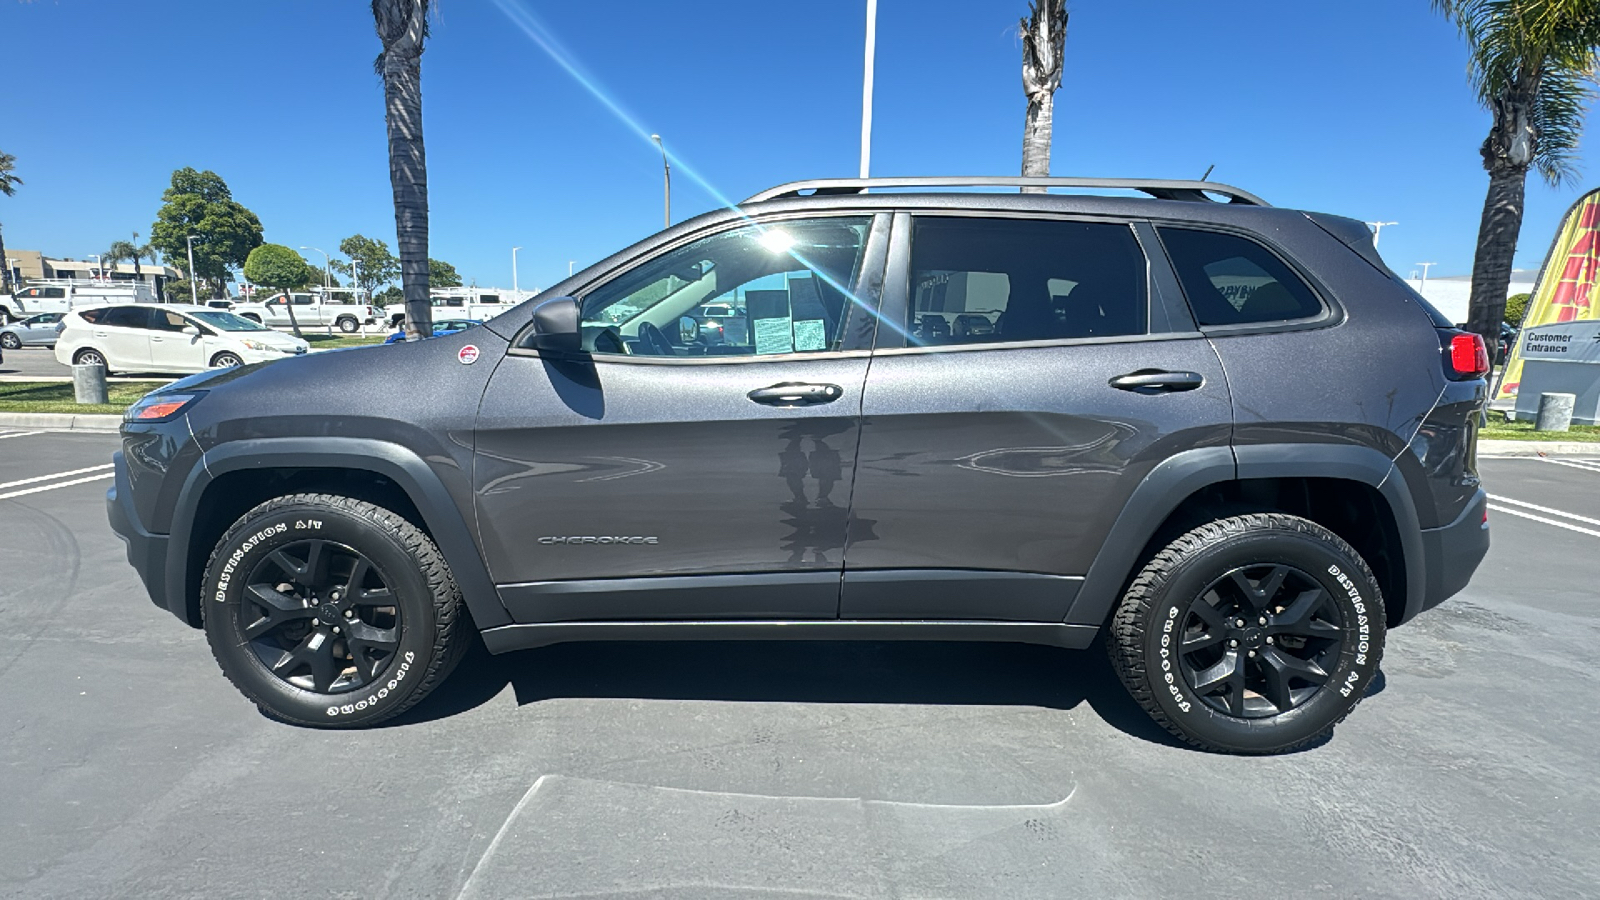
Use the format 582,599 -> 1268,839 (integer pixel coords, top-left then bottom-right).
474,215 -> 886,624
147,307 -> 206,372
841,214 -> 1233,622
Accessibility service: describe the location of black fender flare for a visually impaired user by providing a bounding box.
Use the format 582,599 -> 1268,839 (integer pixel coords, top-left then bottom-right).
166,437 -> 510,629
1064,443 -> 1424,628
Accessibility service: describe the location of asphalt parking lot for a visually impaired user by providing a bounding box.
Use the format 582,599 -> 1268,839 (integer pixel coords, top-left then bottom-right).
1,432 -> 1596,898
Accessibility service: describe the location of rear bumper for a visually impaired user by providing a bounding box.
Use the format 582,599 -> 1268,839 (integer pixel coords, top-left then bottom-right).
1414,488 -> 1489,620
106,451 -> 175,618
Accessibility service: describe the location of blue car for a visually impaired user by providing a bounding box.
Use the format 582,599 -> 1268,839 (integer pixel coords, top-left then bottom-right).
384,318 -> 482,344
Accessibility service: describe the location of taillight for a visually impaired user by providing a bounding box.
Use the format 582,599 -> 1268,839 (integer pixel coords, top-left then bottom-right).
1447,332 -> 1490,379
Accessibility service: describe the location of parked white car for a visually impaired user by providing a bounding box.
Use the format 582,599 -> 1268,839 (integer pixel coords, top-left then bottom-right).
232,291 -> 383,333
54,304 -> 309,374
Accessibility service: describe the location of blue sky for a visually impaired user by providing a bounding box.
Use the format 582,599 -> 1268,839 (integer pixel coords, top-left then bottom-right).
2,0 -> 1596,290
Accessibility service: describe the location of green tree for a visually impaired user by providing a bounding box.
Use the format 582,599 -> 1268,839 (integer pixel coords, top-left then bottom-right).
1433,1 -> 1600,359
149,168 -> 264,297
429,257 -> 461,287
244,244 -> 312,337
373,0 -> 433,340
336,233 -> 401,292
1019,0 -> 1067,192
0,150 -> 21,296
1504,292 -> 1532,326
106,239 -> 139,277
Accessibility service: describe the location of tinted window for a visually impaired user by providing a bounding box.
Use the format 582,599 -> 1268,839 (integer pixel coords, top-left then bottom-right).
478,294 -> 500,304
907,218 -> 1147,346
581,217 -> 871,358
150,309 -> 192,332
99,306 -> 151,329
1158,228 -> 1323,326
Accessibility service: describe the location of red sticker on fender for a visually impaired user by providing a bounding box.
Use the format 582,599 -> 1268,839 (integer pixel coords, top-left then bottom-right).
458,345 -> 480,365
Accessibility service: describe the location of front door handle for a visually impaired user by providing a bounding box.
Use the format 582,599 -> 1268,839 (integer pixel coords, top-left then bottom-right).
1109,369 -> 1204,393
747,382 -> 844,407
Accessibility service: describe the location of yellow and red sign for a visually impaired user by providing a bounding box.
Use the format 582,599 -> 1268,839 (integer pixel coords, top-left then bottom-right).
1497,189 -> 1600,400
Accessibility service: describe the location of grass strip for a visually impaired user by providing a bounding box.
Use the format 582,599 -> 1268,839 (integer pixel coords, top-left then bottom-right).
0,381 -> 167,415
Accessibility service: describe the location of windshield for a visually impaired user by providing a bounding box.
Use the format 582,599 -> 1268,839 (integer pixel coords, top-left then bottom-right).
191,310 -> 271,332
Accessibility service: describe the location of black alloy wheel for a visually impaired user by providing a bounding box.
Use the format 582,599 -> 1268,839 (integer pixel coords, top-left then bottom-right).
241,539 -> 402,694
1177,564 -> 1343,718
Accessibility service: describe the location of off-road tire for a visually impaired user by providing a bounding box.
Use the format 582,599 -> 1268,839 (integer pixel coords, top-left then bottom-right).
336,316 -> 360,334
0,332 -> 21,350
1108,513 -> 1385,754
201,493 -> 470,728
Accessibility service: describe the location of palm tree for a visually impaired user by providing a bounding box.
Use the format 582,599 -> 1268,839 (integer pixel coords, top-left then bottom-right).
0,151 -> 21,296
372,0 -> 433,341
1434,1 -> 1600,357
1019,0 -> 1068,193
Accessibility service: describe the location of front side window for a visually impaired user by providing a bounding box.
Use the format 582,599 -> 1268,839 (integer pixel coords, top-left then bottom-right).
150,309 -> 191,332
907,217 -> 1147,346
1157,228 -> 1323,327
580,217 -> 871,358
192,311 -> 269,332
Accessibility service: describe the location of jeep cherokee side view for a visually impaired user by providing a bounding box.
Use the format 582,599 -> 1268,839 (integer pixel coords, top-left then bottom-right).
107,177 -> 1491,754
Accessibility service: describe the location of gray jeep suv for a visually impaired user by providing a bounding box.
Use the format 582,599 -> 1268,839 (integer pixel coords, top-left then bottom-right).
107,177 -> 1491,753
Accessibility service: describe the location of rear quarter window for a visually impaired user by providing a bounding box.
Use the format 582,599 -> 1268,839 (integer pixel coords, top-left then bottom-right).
1158,227 -> 1323,327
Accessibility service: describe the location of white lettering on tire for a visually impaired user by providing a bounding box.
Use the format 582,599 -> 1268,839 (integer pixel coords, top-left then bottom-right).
1158,606 -> 1193,713
1328,564 -> 1373,695
325,651 -> 416,716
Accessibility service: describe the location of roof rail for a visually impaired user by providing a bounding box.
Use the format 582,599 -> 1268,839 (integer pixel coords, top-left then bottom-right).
743,176 -> 1269,207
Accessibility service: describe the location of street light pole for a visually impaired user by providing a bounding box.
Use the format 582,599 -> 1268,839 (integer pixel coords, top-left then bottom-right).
568,260 -> 576,277
650,134 -> 671,229
301,246 -> 332,291
89,254 -> 104,281
860,0 -> 877,179
185,235 -> 200,304
1417,262 -> 1436,292
512,246 -> 522,294
1364,221 -> 1397,247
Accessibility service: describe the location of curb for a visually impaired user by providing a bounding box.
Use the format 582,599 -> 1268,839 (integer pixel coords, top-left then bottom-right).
0,412 -> 121,433
1478,439 -> 1598,457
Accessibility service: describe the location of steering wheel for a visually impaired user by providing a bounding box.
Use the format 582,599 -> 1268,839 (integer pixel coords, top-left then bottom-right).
635,321 -> 675,357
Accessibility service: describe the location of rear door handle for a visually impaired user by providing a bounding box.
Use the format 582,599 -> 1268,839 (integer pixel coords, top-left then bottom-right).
747,382 -> 844,407
1109,369 -> 1204,393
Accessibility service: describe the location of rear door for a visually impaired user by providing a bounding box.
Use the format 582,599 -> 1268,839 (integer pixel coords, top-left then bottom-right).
90,306 -> 155,369
840,213 -> 1232,622
473,214 -> 887,624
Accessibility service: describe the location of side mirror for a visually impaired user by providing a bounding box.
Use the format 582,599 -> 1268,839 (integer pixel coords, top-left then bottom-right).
182,325 -> 200,336
528,296 -> 582,355
678,315 -> 700,343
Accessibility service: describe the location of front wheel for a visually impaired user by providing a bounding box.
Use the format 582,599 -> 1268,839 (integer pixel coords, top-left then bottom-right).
201,493 -> 470,727
210,352 -> 244,368
1108,513 -> 1385,754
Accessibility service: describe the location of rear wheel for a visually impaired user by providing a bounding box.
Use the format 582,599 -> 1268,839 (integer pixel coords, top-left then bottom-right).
72,347 -> 107,369
210,351 -> 244,368
337,316 -> 360,333
201,493 -> 469,727
0,332 -> 20,350
1108,513 -> 1384,754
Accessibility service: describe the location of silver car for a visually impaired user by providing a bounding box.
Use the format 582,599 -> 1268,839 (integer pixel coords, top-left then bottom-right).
0,312 -> 65,349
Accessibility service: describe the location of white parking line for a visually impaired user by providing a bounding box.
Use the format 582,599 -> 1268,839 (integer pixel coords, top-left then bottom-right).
1540,457 -> 1600,474
0,472 -> 114,501
0,463 -> 114,492
0,431 -> 44,440
1488,494 -> 1600,528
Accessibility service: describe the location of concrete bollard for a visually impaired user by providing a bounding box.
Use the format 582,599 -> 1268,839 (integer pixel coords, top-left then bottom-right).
1534,392 -> 1576,432
73,363 -> 109,405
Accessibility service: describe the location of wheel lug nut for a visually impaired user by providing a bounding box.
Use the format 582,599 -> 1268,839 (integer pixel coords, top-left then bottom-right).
1248,650 -> 1257,658
344,610 -> 354,619
1235,619 -> 1246,627
312,618 -> 320,626
1259,617 -> 1267,626
1229,639 -> 1239,647
332,626 -> 341,634
1266,636 -> 1274,645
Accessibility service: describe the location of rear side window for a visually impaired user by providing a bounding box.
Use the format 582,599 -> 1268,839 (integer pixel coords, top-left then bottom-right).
77,308 -> 104,325
908,217 -> 1147,345
98,306 -> 150,329
1158,228 -> 1323,327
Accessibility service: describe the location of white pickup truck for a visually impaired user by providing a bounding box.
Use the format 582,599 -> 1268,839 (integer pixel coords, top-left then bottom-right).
232,291 -> 385,333
0,279 -> 158,323
381,287 -> 536,329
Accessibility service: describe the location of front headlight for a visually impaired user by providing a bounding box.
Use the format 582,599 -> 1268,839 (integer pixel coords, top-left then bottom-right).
240,339 -> 275,351
125,392 -> 204,423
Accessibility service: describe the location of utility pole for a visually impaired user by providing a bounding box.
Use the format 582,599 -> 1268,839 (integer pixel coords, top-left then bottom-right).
1365,221 -> 1397,247
860,0 -> 877,179
650,135 -> 671,228
512,246 -> 522,294
185,235 -> 200,303
1417,262 -> 1436,292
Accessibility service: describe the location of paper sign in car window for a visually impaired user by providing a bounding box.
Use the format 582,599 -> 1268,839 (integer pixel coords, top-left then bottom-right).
753,317 -> 794,354
792,319 -> 826,352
